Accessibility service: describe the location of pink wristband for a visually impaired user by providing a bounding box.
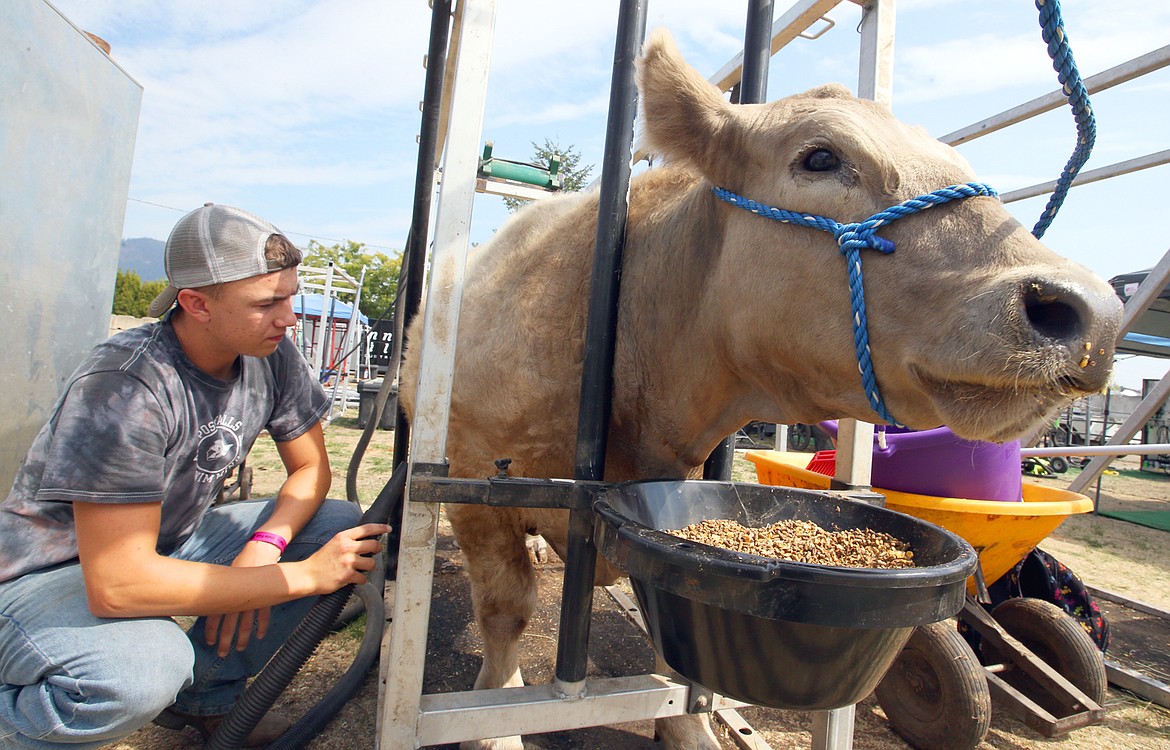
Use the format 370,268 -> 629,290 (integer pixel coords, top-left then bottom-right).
250,531 -> 288,554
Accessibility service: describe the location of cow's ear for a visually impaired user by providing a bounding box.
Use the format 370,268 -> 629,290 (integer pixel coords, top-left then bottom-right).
637,29 -> 743,186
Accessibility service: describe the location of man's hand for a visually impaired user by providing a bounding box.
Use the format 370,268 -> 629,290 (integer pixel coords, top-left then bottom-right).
205,538 -> 283,657
299,522 -> 389,590
204,523 -> 389,657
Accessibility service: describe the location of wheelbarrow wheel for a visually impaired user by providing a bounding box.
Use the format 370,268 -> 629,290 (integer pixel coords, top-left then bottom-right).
875,620 -> 991,750
980,597 -> 1106,705
788,424 -> 813,451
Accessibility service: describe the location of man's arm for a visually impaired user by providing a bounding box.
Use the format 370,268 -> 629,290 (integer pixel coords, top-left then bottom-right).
240,420 -> 332,560
205,420 -> 332,653
74,500 -> 383,619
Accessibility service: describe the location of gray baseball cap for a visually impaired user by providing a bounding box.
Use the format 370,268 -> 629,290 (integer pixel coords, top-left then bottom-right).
148,203 -> 298,317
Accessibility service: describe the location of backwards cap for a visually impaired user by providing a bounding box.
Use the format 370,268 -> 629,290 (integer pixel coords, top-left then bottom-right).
148,203 -> 297,317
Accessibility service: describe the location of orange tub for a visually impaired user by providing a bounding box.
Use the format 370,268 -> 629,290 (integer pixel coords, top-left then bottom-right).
744,450 -> 1093,591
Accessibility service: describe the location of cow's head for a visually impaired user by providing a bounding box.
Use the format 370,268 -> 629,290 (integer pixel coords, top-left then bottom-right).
636,30 -> 1122,443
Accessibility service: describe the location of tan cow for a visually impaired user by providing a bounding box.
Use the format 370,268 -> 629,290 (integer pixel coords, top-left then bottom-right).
400,30 -> 1122,750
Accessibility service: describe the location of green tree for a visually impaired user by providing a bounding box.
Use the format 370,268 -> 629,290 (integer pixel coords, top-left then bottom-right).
501,139 -> 594,213
302,240 -> 403,321
111,269 -> 167,317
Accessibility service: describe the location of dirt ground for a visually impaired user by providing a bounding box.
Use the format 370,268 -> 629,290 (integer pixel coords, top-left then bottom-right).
110,421 -> 1170,749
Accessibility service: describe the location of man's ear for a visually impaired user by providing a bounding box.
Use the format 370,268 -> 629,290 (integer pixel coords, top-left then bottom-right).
176,289 -> 213,323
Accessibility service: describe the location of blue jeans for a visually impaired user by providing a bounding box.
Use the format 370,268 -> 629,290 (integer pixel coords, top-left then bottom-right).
0,498 -> 362,749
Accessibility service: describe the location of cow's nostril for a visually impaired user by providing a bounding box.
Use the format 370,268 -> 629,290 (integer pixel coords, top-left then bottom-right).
1023,282 -> 1081,342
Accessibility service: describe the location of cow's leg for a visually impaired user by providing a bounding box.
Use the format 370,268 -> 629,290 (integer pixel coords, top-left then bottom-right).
536,518 -> 722,748
449,505 -> 535,750
651,651 -> 722,750
655,715 -> 722,749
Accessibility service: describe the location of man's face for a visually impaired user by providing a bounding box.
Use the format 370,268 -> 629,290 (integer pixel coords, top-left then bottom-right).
206,267 -> 300,358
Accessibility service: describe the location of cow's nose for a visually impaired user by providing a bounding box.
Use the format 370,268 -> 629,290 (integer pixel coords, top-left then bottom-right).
1019,276 -> 1122,386
1022,280 -> 1085,341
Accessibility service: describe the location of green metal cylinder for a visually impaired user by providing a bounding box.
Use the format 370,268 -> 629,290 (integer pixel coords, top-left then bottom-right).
484,159 -> 552,187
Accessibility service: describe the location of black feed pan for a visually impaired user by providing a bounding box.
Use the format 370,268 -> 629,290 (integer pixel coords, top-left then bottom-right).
593,480 -> 978,710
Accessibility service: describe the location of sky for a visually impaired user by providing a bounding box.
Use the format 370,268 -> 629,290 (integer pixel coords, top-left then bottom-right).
47,0 -> 1170,390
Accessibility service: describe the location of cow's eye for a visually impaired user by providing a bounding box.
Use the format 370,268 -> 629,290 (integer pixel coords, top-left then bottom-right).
803,149 -> 840,172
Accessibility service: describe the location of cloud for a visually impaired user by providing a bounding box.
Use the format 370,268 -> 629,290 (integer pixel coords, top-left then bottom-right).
893,1 -> 1170,106
489,94 -> 612,129
44,0 -> 1170,262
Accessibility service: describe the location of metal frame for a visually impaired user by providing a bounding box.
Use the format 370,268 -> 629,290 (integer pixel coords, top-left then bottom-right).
960,599 -> 1106,736
1087,586 -> 1170,709
380,1 -> 894,747
379,1 -> 495,745
296,261 -> 367,413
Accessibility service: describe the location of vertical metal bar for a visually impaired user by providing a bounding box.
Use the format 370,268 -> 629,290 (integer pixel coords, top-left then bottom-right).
705,0 -> 774,481
379,0 -> 496,745
346,266 -> 366,383
702,441 -> 735,480
740,0 -> 774,103
818,2 -> 897,747
555,0 -> 648,690
313,262 -> 335,379
392,0 -> 454,471
1101,389 -> 1112,447
833,0 -> 895,491
810,707 -> 855,750
831,419 -> 874,490
857,0 -> 896,109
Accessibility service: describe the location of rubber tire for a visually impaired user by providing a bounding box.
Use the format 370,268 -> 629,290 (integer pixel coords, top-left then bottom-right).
788,424 -> 812,451
1049,456 -> 1069,474
980,597 -> 1107,707
875,620 -> 991,750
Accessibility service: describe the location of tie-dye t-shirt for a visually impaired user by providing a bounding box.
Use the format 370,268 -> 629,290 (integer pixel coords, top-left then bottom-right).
0,319 -> 328,583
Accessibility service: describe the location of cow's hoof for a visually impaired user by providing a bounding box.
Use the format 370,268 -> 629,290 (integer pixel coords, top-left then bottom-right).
459,737 -> 524,750
525,534 -> 552,564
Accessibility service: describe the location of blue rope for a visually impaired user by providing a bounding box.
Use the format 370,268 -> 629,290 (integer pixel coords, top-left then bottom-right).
713,183 -> 999,426
1032,0 -> 1096,239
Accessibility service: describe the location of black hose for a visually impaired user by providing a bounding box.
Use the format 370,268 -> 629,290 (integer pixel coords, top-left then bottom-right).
206,586 -> 355,750
267,580 -> 385,750
206,463 -> 408,749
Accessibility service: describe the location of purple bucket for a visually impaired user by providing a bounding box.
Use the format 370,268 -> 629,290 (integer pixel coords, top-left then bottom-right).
818,422 -> 1022,502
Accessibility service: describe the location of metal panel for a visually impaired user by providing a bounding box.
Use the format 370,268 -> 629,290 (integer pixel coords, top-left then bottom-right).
379,0 -> 496,745
0,1 -> 142,490
416,675 -> 749,746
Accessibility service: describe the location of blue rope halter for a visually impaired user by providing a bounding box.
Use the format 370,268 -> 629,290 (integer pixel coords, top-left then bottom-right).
713,182 -> 999,426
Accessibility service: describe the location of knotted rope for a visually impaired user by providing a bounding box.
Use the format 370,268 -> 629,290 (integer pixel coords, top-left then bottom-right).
713,183 -> 999,426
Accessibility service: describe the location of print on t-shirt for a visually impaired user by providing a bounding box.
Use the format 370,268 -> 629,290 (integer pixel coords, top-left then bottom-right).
196,415 -> 244,484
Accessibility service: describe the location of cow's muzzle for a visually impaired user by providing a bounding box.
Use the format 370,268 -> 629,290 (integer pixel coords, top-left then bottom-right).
1017,276 -> 1122,393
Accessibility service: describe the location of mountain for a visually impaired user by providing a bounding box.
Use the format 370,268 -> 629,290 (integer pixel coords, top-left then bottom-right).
119,237 -> 166,281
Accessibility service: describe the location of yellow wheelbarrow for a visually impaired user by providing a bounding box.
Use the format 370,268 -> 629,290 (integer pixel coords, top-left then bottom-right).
745,450 -> 1107,750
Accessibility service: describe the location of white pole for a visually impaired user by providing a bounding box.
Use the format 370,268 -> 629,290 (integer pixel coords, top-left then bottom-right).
313,262 -> 335,380
1021,444 -> 1170,457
